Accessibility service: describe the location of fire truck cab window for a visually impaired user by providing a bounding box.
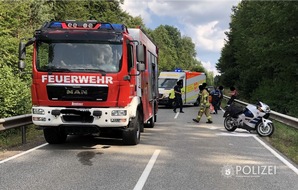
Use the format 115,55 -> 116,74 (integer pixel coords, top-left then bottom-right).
36,42 -> 122,73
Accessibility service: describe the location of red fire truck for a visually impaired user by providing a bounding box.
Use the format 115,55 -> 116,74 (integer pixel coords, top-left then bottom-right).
18,20 -> 159,145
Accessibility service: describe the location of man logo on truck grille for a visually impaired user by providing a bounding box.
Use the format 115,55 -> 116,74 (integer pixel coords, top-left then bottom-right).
66,89 -> 88,95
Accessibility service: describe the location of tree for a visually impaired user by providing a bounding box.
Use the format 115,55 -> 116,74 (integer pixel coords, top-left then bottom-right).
216,1 -> 298,116
150,25 -> 178,71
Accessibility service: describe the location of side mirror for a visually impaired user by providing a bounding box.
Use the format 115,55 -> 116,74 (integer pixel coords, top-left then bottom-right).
19,42 -> 26,60
18,60 -> 26,70
18,42 -> 26,70
136,44 -> 144,62
137,63 -> 145,72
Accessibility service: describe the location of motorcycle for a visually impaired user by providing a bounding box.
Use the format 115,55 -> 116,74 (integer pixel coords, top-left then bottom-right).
223,101 -> 274,137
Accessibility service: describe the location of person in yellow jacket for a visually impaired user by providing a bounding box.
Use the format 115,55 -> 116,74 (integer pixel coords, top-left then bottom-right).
193,85 -> 212,123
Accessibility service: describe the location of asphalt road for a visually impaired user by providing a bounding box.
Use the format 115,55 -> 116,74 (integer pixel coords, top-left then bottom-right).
0,105 -> 297,190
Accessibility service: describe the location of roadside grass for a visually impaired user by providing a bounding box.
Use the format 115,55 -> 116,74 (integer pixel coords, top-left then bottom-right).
0,125 -> 44,152
264,121 -> 298,165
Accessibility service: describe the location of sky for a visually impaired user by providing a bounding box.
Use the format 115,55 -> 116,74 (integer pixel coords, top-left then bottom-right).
120,0 -> 240,75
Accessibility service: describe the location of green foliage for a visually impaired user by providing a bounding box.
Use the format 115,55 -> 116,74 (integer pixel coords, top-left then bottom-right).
149,25 -> 203,72
0,1 -> 37,118
51,0 -> 142,27
0,125 -> 43,150
252,79 -> 298,116
217,1 -> 298,116
266,121 -> 298,165
150,25 -> 178,71
0,65 -> 31,117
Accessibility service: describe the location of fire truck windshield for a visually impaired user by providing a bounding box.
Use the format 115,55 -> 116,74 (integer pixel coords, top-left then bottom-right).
36,42 -> 122,73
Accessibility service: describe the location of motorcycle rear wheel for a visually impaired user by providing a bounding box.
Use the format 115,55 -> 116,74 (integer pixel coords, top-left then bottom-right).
224,116 -> 237,131
256,122 -> 274,137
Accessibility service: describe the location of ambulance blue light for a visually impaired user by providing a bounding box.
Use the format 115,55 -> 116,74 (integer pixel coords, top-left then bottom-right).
50,22 -> 62,28
175,68 -> 183,72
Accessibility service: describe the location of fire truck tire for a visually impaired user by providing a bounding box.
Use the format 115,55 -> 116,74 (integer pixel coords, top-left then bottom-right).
140,109 -> 144,133
43,127 -> 67,144
154,102 -> 157,122
145,117 -> 155,128
123,112 -> 140,145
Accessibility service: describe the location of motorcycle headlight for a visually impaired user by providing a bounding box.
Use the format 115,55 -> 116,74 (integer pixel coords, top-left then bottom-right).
265,106 -> 270,113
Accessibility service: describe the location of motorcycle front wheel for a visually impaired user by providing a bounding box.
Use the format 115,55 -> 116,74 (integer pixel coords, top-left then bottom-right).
256,122 -> 274,137
224,116 -> 237,131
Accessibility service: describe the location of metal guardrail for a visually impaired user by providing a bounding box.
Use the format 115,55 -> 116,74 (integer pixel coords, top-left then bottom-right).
0,98 -> 297,145
0,114 -> 33,144
223,95 -> 298,130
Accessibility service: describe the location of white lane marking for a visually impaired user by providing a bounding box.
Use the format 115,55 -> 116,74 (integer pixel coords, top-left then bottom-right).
216,132 -> 257,137
253,136 -> 298,175
209,126 -> 221,130
133,149 -> 161,190
0,143 -> 48,164
174,112 -> 179,119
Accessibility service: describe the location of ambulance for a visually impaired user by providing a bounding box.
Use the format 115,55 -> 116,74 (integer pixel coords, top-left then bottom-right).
158,70 -> 206,107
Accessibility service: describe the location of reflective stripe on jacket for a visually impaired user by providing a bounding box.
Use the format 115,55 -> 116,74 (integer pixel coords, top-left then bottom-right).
169,89 -> 175,99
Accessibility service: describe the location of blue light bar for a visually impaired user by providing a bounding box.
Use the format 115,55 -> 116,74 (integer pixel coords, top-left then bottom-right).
112,24 -> 125,31
101,23 -> 126,32
46,21 -> 127,32
49,22 -> 62,28
175,68 -> 183,72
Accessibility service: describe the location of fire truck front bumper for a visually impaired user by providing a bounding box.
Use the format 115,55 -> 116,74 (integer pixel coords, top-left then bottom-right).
32,106 -> 131,127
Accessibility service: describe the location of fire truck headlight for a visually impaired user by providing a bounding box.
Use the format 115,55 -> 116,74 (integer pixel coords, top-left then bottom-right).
32,117 -> 46,122
32,108 -> 45,115
111,110 -> 127,116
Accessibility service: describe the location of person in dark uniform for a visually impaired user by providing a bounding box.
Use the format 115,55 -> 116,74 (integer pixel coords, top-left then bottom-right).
173,80 -> 184,113
227,86 -> 238,105
210,86 -> 221,114
218,85 -> 224,109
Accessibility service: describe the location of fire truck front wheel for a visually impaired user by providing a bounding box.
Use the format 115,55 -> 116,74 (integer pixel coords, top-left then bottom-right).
145,116 -> 155,128
123,112 -> 141,145
43,127 -> 67,144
